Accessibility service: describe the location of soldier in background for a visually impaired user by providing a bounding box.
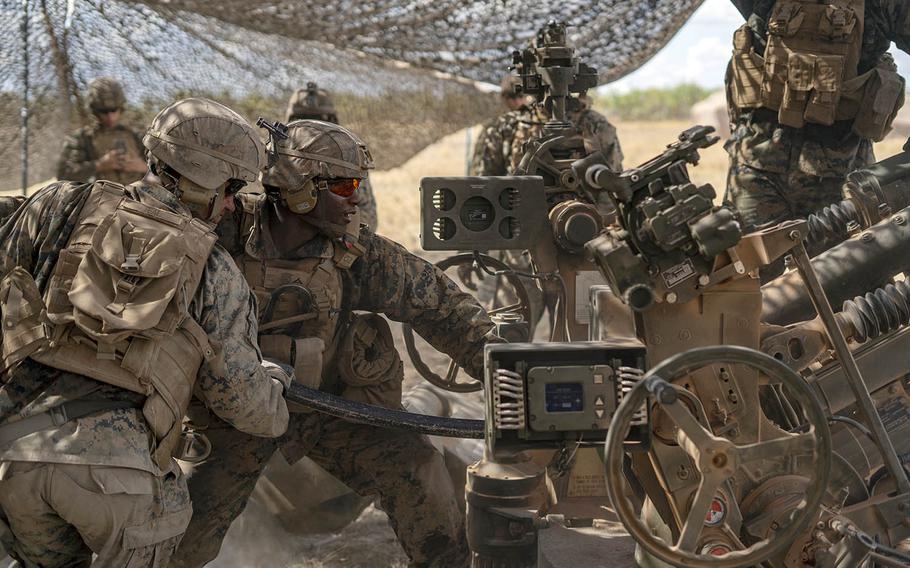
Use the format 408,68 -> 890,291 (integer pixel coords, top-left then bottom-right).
724,0 -> 910,278
508,93 -> 623,173
56,77 -> 147,185
285,82 -> 379,230
465,76 -> 623,333
172,120 -> 501,568
472,73 -> 623,176
469,75 -> 532,176
0,98 -> 291,566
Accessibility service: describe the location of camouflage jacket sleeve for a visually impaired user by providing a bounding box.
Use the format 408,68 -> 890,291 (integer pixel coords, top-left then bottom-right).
0,182 -> 93,288
348,229 -> 502,380
0,196 -> 26,227
874,0 -> 910,53
192,245 -> 289,438
358,177 -> 379,230
470,118 -> 508,176
56,130 -> 97,183
580,110 -> 624,171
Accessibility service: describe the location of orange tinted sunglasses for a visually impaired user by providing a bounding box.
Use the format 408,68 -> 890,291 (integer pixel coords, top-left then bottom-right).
323,178 -> 361,198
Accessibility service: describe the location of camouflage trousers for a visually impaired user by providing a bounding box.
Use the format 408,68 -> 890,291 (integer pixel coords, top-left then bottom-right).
0,461 -> 191,568
724,157 -> 845,280
172,409 -> 469,568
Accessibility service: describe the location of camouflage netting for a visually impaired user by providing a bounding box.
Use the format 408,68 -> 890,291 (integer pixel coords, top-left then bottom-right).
0,0 -> 705,191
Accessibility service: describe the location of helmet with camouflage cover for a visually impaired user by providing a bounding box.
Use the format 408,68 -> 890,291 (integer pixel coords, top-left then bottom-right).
87,77 -> 126,114
285,82 -> 339,123
142,97 -> 266,220
500,75 -> 522,98
262,119 -> 373,215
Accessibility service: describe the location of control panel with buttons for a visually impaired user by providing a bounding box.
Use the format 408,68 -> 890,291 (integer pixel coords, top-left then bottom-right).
484,340 -> 649,447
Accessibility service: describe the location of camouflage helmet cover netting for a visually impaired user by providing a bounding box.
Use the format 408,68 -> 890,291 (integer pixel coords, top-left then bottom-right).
86,76 -> 126,113
286,84 -> 337,122
0,0 -> 705,191
263,119 -> 373,191
144,97 -> 267,190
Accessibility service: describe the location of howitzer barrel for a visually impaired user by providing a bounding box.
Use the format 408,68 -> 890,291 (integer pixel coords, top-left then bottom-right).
860,149 -> 910,192
762,204 -> 910,325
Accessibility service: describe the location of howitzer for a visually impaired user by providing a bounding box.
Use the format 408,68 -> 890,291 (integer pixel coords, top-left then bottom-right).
463,130 -> 910,568
584,125 -> 742,311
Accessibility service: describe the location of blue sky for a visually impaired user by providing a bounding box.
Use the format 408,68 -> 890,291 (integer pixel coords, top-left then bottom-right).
600,0 -> 910,93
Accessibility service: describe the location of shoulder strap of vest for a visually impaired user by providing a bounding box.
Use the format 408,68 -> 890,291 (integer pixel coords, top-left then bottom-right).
333,234 -> 365,270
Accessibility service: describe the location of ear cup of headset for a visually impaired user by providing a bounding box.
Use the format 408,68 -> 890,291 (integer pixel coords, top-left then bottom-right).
284,181 -> 319,214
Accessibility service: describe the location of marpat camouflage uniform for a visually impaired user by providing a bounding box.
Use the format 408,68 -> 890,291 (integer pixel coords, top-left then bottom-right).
470,109 -> 525,176
172,196 -> 498,568
358,176 -> 379,230
56,123 -> 146,185
472,104 -> 624,176
724,0 -> 910,236
0,196 -> 24,226
0,181 -> 289,567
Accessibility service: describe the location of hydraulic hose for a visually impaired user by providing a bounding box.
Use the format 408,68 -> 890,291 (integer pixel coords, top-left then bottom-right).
285,382 -> 485,439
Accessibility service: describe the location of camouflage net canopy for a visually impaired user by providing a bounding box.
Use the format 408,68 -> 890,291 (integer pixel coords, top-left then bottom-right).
0,0 -> 705,191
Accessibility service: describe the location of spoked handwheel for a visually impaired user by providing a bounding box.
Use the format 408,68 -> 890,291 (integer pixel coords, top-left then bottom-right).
604,345 -> 832,568
402,253 -> 532,393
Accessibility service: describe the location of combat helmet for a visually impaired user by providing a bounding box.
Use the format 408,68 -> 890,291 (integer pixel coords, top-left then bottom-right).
143,97 -> 266,219
500,75 -> 522,98
87,77 -> 126,114
262,119 -> 373,215
285,82 -> 339,123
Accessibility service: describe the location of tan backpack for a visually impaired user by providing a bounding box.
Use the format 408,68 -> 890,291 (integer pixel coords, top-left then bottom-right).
1,182 -> 217,470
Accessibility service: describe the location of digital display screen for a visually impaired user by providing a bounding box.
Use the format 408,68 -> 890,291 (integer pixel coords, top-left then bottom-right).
545,383 -> 584,413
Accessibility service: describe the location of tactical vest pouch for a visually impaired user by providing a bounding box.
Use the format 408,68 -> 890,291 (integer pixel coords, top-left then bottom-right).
337,314 -> 403,409
67,200 -> 190,342
805,55 -> 844,125
729,26 -> 764,109
780,53 -> 844,127
259,333 -> 323,390
733,0 -> 866,129
852,62 -> 906,142
0,267 -> 49,373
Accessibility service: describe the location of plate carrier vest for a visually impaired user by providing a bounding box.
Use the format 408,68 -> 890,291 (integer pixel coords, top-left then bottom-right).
0,182 -> 217,470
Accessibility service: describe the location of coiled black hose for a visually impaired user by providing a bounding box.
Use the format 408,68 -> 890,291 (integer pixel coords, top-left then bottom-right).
806,199 -> 860,256
842,279 -> 910,343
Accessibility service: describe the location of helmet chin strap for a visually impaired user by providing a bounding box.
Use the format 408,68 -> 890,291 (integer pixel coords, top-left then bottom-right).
151,159 -> 221,222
